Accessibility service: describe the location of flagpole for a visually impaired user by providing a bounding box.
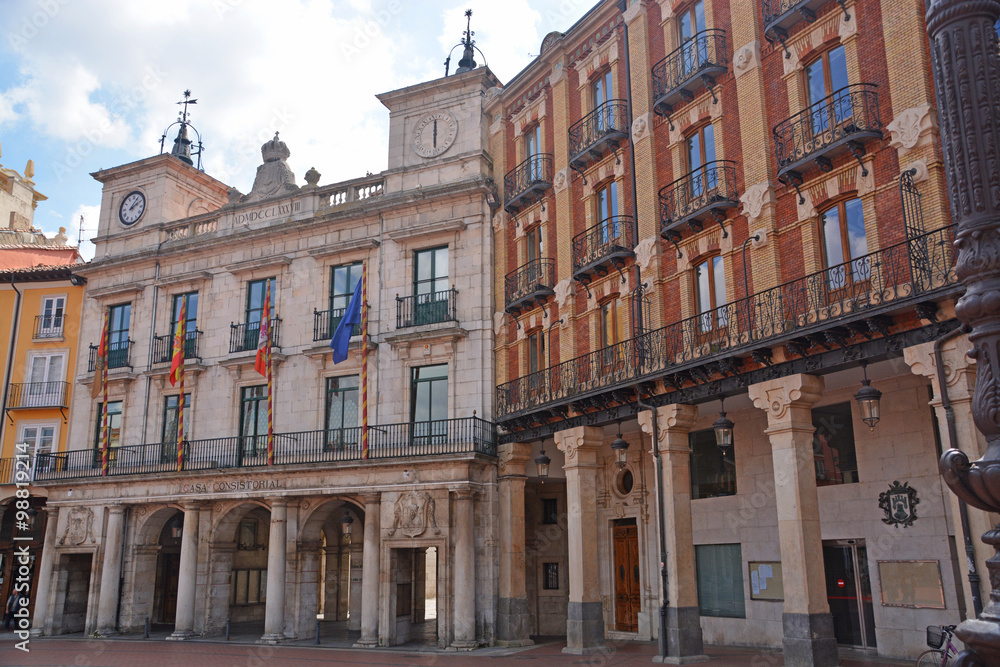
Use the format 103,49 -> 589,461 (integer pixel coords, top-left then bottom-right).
100,309 -> 110,476
266,283 -> 275,465
361,261 -> 369,460
177,299 -> 186,472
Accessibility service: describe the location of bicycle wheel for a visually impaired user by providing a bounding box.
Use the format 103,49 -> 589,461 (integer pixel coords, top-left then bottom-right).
915,648 -> 950,667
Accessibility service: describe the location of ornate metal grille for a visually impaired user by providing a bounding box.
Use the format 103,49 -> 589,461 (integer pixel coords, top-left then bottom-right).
572,216 -> 635,274
568,100 -> 630,161
505,259 -> 556,309
659,160 -> 738,231
503,154 -> 553,208
651,30 -> 727,103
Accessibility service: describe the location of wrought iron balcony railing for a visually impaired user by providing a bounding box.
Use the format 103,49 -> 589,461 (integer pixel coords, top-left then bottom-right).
569,100 -> 630,170
397,289 -> 458,329
33,417 -> 497,481
151,331 -> 202,366
0,457 -> 13,484
88,340 -> 133,372
652,30 -> 727,119
572,216 -> 636,282
229,318 -> 281,354
659,160 -> 739,239
313,308 -> 362,342
33,314 -> 64,339
5,381 -> 70,409
504,154 -> 553,215
774,83 -> 882,185
497,224 -> 958,419
505,259 -> 556,316
763,0 -> 850,57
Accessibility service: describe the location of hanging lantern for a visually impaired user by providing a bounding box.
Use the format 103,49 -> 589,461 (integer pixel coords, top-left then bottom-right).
341,512 -> 355,537
535,448 -> 551,479
855,361 -> 882,430
169,513 -> 183,540
610,431 -> 629,470
714,398 -> 735,451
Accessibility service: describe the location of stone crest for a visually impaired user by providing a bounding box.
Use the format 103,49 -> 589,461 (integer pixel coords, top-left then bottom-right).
733,41 -> 760,78
878,481 -> 919,528
740,182 -> 774,222
887,104 -> 937,151
58,507 -> 95,545
244,132 -> 298,202
387,490 -> 440,538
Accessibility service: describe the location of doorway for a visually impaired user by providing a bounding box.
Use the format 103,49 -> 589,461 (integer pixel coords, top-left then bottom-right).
823,540 -> 877,649
613,519 -> 640,632
62,554 -> 92,634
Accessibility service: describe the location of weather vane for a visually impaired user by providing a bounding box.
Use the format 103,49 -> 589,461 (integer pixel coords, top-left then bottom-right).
176,89 -> 198,124
444,9 -> 487,76
159,89 -> 205,170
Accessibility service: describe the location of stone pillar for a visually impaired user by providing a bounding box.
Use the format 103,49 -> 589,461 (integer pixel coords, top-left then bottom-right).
749,374 -> 836,666
169,504 -> 200,639
295,541 -> 322,639
638,404 -> 707,663
348,541 -> 363,630
497,442 -> 533,647
451,488 -> 477,649
259,498 -> 287,644
30,507 -> 59,636
556,426 -> 608,655
95,505 -> 126,636
355,493 -> 380,648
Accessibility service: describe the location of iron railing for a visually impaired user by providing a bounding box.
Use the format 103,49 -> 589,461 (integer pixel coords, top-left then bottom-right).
313,308 -> 362,342
151,331 -> 202,365
229,318 -> 281,354
397,289 -> 458,328
503,154 -> 553,210
5,382 -> 70,409
569,100 -> 630,162
505,259 -> 556,310
572,216 -> 635,275
659,160 -> 739,233
498,224 -> 958,418
0,458 -> 14,484
33,417 -> 497,481
33,314 -> 64,339
774,83 -> 882,176
88,340 -> 132,372
652,30 -> 727,110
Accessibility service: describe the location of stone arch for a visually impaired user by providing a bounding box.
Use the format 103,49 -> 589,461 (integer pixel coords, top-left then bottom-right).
123,504 -> 185,629
210,499 -> 270,544
133,504 -> 184,545
205,501 -> 272,635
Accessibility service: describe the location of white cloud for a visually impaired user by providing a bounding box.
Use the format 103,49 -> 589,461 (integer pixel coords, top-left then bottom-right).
68,203 -> 100,262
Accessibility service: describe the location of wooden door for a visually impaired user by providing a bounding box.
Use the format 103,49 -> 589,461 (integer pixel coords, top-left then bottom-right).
613,522 -> 640,632
160,553 -> 180,623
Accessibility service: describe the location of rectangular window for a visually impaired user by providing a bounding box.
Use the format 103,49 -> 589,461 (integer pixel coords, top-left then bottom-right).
171,292 -> 199,357
695,256 -> 727,333
230,569 -> 267,606
325,376 -> 359,449
596,182 -> 620,245
39,296 -> 65,337
411,364 -> 448,444
526,226 -> 543,264
239,385 -> 268,458
24,351 -> 65,407
695,543 -> 745,618
806,45 -> 850,135
93,401 -> 123,451
413,247 -> 450,325
541,498 -> 558,525
821,198 -> 868,290
543,563 -> 559,590
600,298 -> 624,348
108,303 -> 131,368
592,69 -> 612,109
526,124 -> 543,180
330,262 -> 363,312
527,329 -> 545,375
690,428 -> 736,499
246,278 -> 276,325
812,402 -> 859,485
161,393 -> 192,460
17,424 -> 56,477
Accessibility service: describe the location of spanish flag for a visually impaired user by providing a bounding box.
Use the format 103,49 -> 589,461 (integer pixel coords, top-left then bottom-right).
255,281 -> 271,377
169,298 -> 186,386
90,309 -> 109,399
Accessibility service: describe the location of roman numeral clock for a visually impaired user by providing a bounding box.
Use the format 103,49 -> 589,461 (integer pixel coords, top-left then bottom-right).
412,110 -> 458,158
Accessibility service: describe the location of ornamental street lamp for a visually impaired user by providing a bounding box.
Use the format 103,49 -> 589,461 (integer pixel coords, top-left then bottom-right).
535,448 -> 551,480
610,429 -> 630,469
854,362 -> 882,430
713,398 -> 734,450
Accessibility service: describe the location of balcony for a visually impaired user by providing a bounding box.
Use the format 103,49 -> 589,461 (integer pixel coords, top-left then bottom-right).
504,154 -> 553,215
88,340 -> 133,372
229,318 -> 281,354
33,314 -> 64,339
313,308 -> 362,342
652,30 -> 727,120
505,259 -> 556,317
572,216 -> 636,284
569,100 -> 630,171
497,224 -> 958,420
659,160 -> 739,240
763,0 -> 850,56
774,83 -> 883,189
5,381 -> 69,409
32,417 -> 497,482
397,289 -> 458,329
151,331 -> 203,366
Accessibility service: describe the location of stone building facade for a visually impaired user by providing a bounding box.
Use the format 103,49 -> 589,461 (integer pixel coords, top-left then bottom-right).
30,66 -> 502,649
488,0 -> 978,663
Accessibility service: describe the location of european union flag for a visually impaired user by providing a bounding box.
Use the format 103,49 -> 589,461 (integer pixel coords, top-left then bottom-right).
330,277 -> 363,363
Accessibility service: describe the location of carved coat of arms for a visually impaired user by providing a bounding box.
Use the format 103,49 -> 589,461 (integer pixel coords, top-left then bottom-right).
387,491 -> 440,538
879,481 -> 919,528
58,507 -> 95,545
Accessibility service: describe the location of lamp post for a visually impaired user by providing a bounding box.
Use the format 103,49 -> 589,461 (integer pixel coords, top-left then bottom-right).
854,362 -> 881,430
928,0 -> 1000,663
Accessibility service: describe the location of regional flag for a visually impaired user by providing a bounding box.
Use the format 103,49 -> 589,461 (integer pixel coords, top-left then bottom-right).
254,281 -> 271,377
330,275 -> 363,364
169,298 -> 187,386
91,309 -> 109,398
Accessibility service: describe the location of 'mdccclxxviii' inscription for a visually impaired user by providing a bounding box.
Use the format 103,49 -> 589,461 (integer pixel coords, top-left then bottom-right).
233,201 -> 299,225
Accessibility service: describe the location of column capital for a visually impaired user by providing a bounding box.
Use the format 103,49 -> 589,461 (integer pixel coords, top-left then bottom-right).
639,404 -> 698,454
451,487 -> 475,501
107,504 -> 127,516
554,425 -> 603,466
622,0 -> 647,25
267,497 -> 288,510
903,333 -> 975,400
498,442 -> 533,478
361,492 -> 381,506
749,373 -> 824,423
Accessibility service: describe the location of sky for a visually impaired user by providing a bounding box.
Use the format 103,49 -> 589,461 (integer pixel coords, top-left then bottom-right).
0,0 -> 599,260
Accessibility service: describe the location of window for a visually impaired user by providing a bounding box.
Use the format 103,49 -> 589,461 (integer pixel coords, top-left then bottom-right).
695,256 -> 727,333
541,498 -> 558,525
805,45 -> 850,134
329,263 -> 362,335
525,124 -> 543,181
690,428 -> 736,499
411,364 -> 448,444
239,519 -> 259,549
325,376 -> 359,449
171,292 -> 199,356
526,225 -> 544,264
231,569 -> 267,605
246,278 -> 276,325
239,385 -> 268,458
686,123 -> 717,200
679,0 -> 707,76
93,401 -> 123,451
108,303 -> 131,368
413,247 -> 450,325
812,402 -> 859,485
38,296 -> 65,337
161,393 -> 191,459
695,543 -> 745,618
543,563 -> 559,590
16,424 -> 55,477
527,329 -> 545,374
821,198 -> 868,290
596,181 -> 620,245
24,351 -> 65,407
592,69 -> 613,132
601,298 -> 624,348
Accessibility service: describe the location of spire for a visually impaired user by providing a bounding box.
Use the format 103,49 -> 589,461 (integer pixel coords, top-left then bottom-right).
171,122 -> 193,165
445,9 -> 486,76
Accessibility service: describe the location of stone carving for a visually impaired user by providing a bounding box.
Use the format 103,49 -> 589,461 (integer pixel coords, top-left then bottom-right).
797,190 -> 816,221
554,278 -> 574,306
631,113 -> 650,142
303,167 -> 320,187
857,161 -> 875,196
904,159 -> 930,184
733,41 -> 760,78
783,46 -> 802,75
748,375 -> 824,422
878,481 -> 919,527
634,236 -> 658,271
540,31 -> 562,55
553,168 -> 569,193
493,311 -> 508,335
58,507 -> 94,546
887,104 -> 937,151
740,182 -> 774,222
226,187 -> 242,204
387,490 -> 440,538
483,86 -> 503,106
839,10 -> 858,41
244,132 -> 298,202
24,159 -> 34,180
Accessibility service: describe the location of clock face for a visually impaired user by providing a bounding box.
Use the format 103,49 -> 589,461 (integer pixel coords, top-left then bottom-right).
118,191 -> 146,226
412,110 -> 458,158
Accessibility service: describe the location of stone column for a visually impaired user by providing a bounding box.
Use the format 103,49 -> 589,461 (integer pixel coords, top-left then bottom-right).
497,442 -> 533,647
556,426 -> 608,655
295,541 -> 322,639
451,488 -> 477,649
95,505 -> 126,635
638,404 -> 707,662
259,498 -> 287,644
348,541 -> 363,630
749,374 -> 836,666
30,507 -> 59,636
169,503 -> 200,639
355,493 -> 380,648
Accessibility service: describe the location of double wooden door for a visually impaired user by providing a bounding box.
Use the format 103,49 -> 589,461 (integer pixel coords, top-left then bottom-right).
613,521 -> 640,632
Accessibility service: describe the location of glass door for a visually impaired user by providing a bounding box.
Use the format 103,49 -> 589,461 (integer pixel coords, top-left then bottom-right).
823,540 -> 877,649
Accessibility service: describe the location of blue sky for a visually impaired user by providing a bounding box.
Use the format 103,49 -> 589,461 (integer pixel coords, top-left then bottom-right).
0,0 -> 597,260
